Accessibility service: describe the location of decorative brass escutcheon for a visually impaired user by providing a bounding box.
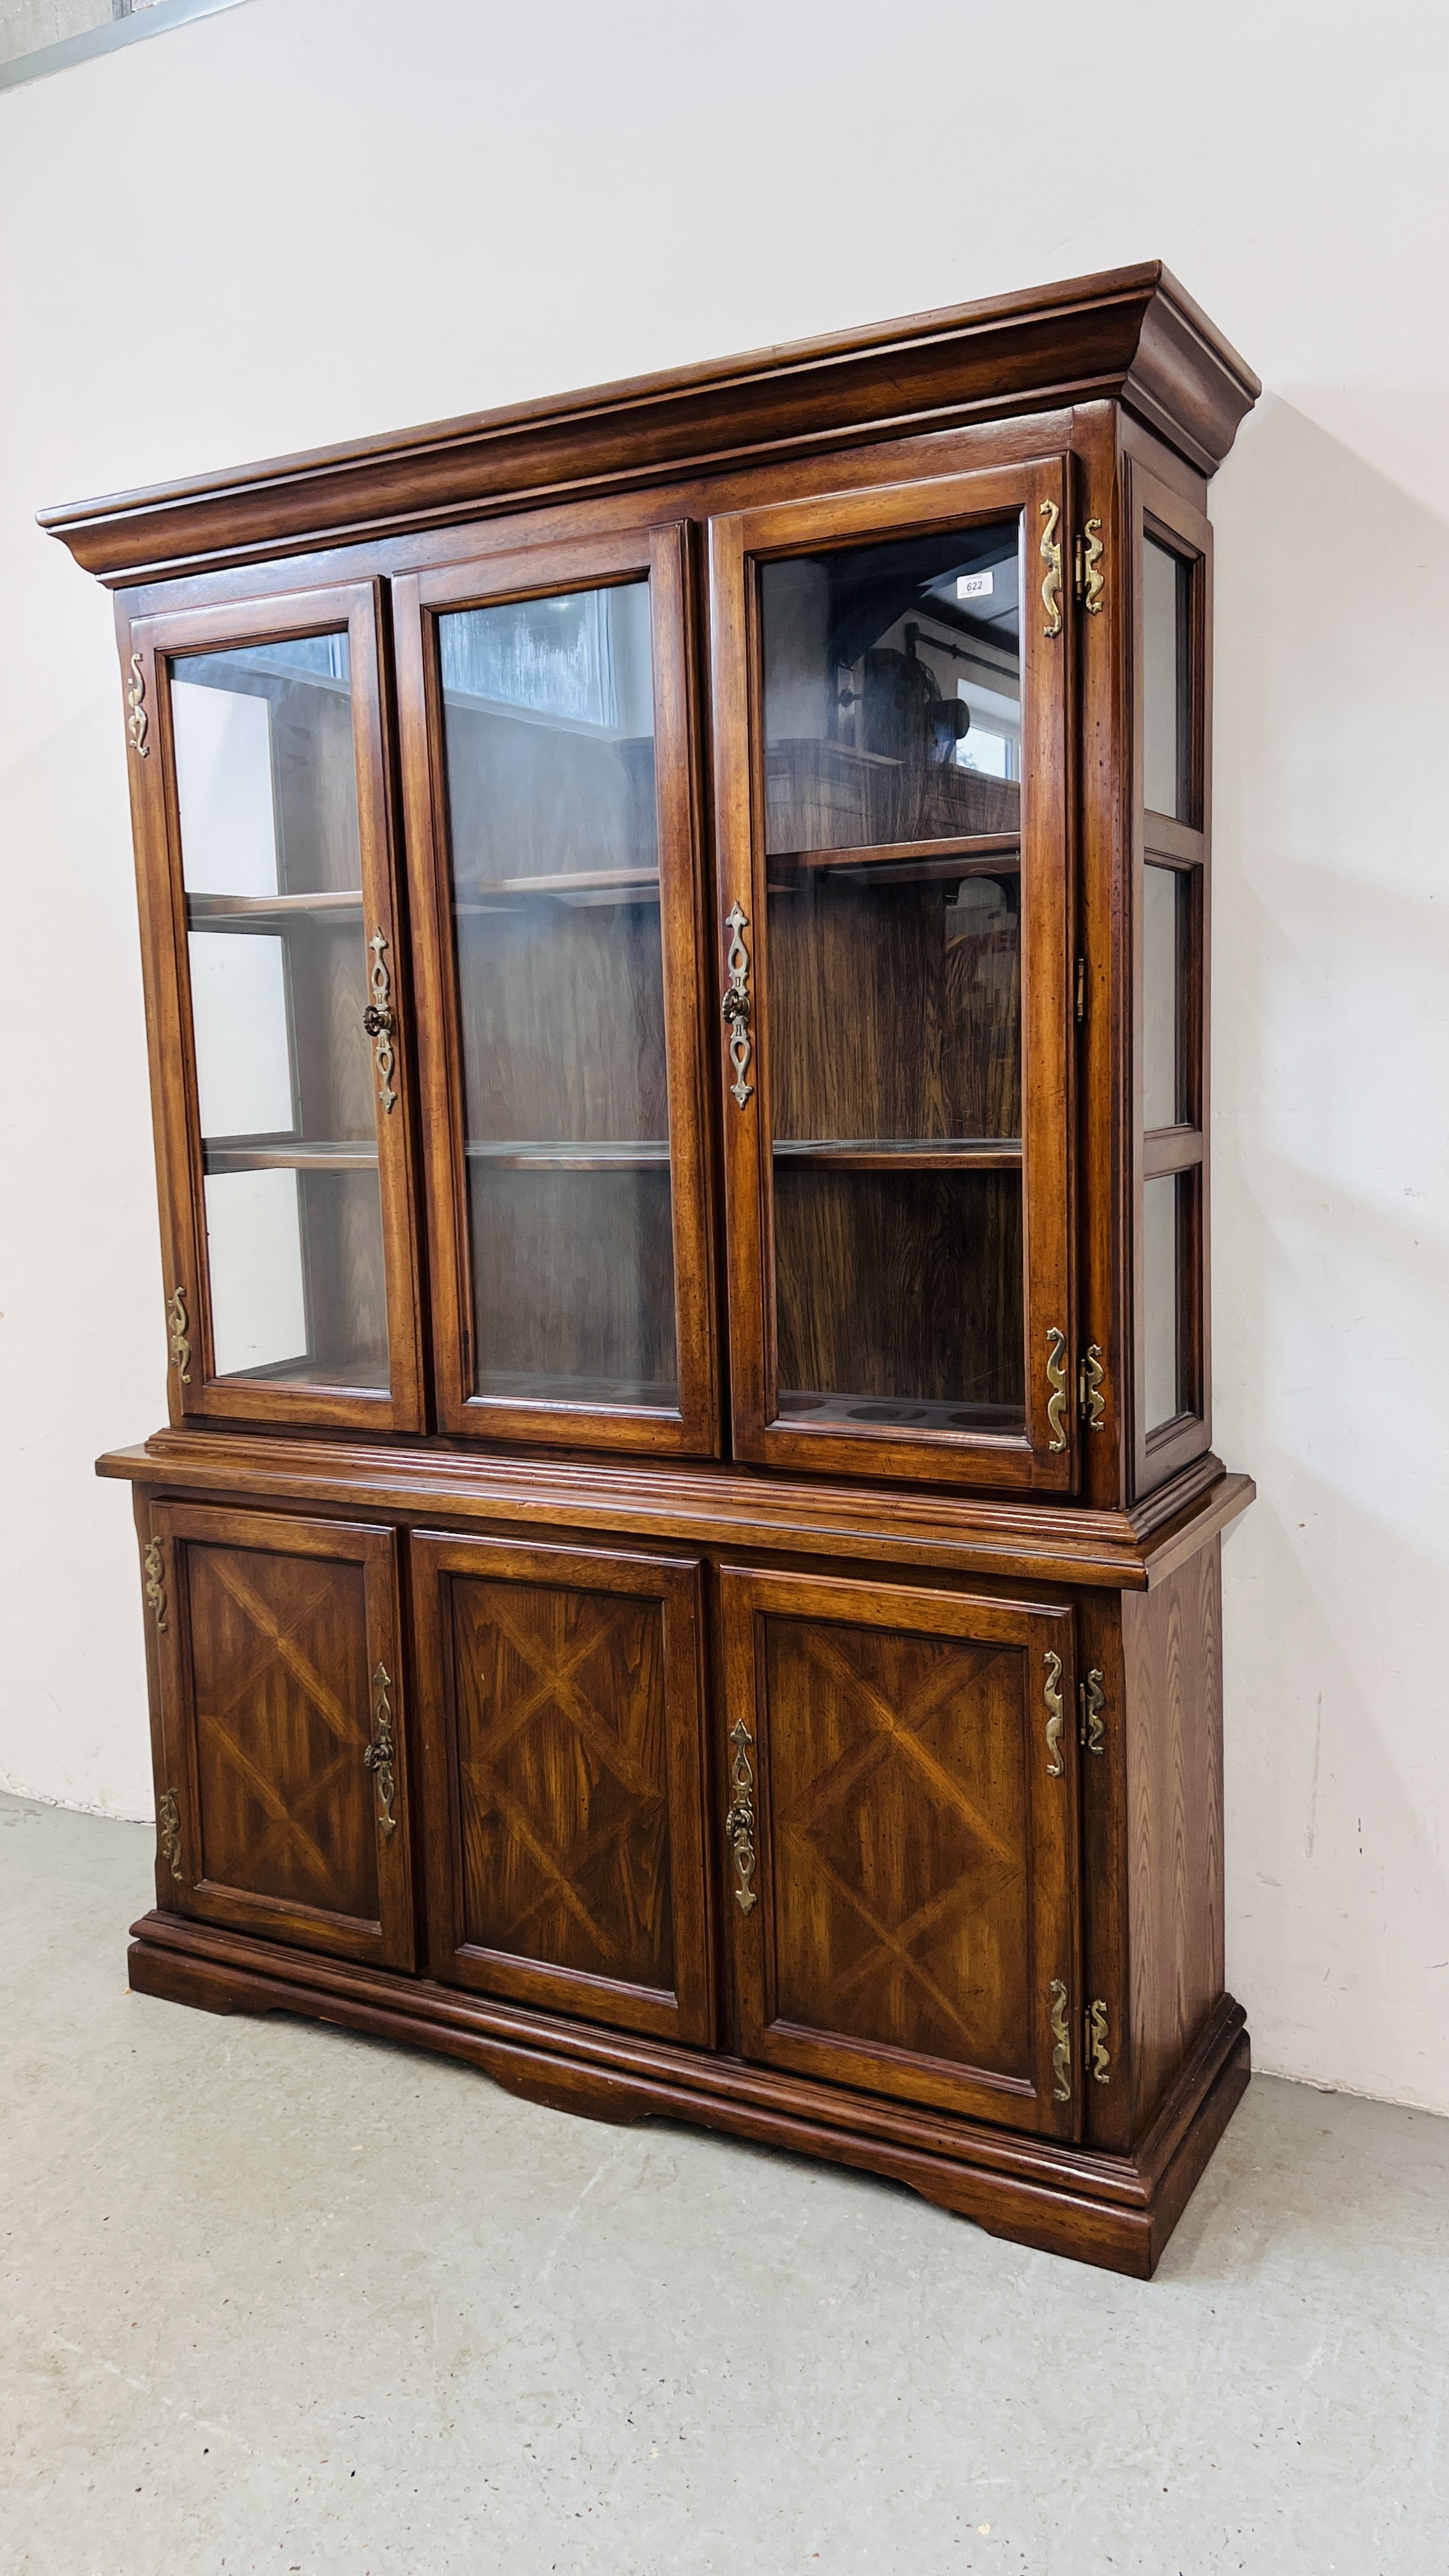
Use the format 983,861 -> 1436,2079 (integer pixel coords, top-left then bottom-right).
724,1716 -> 758,1913
1039,500 -> 1063,638
1043,1650 -> 1065,1777
167,1285 -> 192,1385
1086,1998 -> 1111,2084
157,1788 -> 183,1883
126,651 -> 149,758
1080,1669 -> 1105,1755
1048,1977 -> 1071,2101
721,903 -> 754,1108
1045,1326 -> 1069,1452
365,929 -> 398,1114
143,1536 -> 167,1633
364,1662 -> 398,1837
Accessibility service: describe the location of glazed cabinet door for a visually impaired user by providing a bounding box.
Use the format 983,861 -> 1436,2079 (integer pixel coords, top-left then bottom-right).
142,1503 -> 415,1967
719,1567 -> 1081,2137
411,1532 -> 713,2043
710,460 -> 1076,1491
122,584 -> 425,1431
392,526 -> 719,1456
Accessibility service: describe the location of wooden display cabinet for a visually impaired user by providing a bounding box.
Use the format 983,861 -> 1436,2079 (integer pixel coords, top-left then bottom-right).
47,261 -> 1259,2276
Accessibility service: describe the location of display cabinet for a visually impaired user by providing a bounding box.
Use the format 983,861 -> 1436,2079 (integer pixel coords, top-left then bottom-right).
47,261 -> 1260,2276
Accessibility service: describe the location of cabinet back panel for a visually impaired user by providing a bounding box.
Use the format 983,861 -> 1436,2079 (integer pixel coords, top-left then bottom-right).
454,899 -> 669,1144
768,872 -> 1021,1144
469,1163 -> 678,1402
774,1165 -> 1023,1418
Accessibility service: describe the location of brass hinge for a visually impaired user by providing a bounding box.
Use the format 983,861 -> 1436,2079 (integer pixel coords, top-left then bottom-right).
126,652 -> 150,758
1078,1668 -> 1105,1754
1043,1650 -> 1065,1777
157,1788 -> 183,1883
1048,1978 -> 1072,2101
1045,1326 -> 1069,1451
1075,954 -> 1087,1025
167,1285 -> 192,1386
1086,1999 -> 1111,2083
143,1537 -> 167,1634
1074,517 -> 1105,613
1078,1344 -> 1105,1430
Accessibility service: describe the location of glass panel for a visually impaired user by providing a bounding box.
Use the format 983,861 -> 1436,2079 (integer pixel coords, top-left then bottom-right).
1143,1173 -> 1181,1431
767,826 -> 1023,1430
1143,862 -> 1189,1130
438,580 -> 678,1411
171,632 -> 390,1392
761,519 -> 1022,855
1142,536 -> 1190,819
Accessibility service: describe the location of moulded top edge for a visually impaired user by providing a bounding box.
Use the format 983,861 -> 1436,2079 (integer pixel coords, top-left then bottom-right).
40,262 -> 1260,587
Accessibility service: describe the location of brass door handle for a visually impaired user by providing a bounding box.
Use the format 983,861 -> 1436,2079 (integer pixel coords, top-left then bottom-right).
366,928 -> 398,1114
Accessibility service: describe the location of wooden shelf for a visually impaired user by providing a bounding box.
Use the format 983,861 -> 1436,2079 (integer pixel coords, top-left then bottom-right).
187,890 -> 363,933
767,832 -> 1019,874
774,1138 -> 1022,1173
203,1138 -> 378,1174
464,1138 -> 670,1171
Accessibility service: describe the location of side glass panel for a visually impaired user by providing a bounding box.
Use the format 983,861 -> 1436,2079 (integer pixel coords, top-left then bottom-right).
762,520 -> 1025,1434
1142,861 -> 1189,1129
436,581 -> 678,1411
171,634 -> 390,1392
1142,535 -> 1192,820
1143,1170 -> 1198,1432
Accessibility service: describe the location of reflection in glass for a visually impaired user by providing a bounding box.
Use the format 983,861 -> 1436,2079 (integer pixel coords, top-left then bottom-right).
1142,536 -> 1190,818
1143,1174 -> 1182,1431
762,520 -> 1023,855
1143,862 -> 1189,1130
438,580 -> 679,1409
171,632 -> 390,1391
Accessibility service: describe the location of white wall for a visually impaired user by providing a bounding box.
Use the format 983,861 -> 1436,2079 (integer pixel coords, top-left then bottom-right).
2,0 -> 1446,2111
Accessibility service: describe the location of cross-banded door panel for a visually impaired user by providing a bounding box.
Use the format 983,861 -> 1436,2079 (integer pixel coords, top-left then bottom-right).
411,1533 -> 712,2044
719,1568 -> 1080,2135
146,1503 -> 414,1966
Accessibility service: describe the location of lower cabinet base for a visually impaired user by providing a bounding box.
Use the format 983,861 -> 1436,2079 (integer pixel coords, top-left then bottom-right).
129,1908 -> 1249,2280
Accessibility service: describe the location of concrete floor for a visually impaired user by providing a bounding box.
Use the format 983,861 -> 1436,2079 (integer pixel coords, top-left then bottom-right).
2,1795 -> 1446,2576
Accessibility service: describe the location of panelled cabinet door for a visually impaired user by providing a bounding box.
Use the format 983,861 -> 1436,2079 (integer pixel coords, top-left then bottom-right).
719,1568 -> 1081,2138
392,525 -> 719,1457
411,1533 -> 713,2044
145,1504 -> 415,1968
710,461 -> 1076,1491
123,584 -> 425,1432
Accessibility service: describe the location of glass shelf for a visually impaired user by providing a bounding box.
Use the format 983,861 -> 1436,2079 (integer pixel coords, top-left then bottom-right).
185,890 -> 364,933
464,1138 -> 670,1169
455,869 -> 661,908
203,1138 -> 379,1174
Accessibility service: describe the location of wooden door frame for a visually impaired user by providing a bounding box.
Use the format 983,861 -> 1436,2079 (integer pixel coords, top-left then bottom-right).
718,1564 -> 1082,2139
391,520 -> 721,1458
146,1499 -> 415,1967
120,579 -> 427,1434
410,1528 -> 715,2044
708,454 -> 1078,1492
